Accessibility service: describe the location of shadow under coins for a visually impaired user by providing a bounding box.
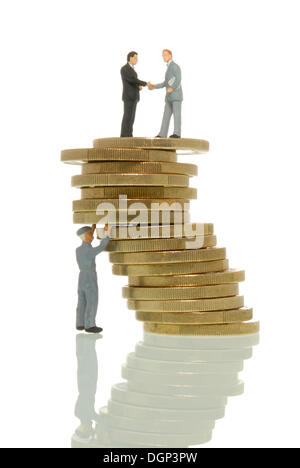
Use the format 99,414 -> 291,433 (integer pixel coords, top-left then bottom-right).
72,331 -> 259,448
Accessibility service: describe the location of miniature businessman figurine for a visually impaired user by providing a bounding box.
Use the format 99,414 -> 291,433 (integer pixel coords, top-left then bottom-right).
75,224 -> 112,334
120,51 -> 148,137
148,49 -> 183,138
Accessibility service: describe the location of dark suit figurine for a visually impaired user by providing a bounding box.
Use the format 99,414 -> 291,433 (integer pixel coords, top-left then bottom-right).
120,51 -> 147,137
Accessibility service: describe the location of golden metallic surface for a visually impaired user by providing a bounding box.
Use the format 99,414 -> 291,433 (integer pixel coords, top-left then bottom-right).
61,147 -> 177,164
136,307 -> 253,324
110,246 -> 224,264
81,161 -> 198,176
73,198 -> 190,212
123,283 -> 239,300
112,259 -> 229,276
73,211 -> 190,225
143,321 -> 260,336
128,269 -> 245,287
93,137 -> 209,154
71,174 -> 190,188
81,186 -> 197,200
106,235 -> 217,253
128,296 -> 244,312
97,223 -> 214,240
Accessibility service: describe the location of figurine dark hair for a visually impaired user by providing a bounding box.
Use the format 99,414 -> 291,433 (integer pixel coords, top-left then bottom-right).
127,51 -> 138,62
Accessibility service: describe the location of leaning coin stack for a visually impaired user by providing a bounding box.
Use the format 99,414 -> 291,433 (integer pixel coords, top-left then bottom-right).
61,137 -> 259,337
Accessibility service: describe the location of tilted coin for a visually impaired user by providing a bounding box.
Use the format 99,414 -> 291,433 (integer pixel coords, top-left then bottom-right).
73,211 -> 190,225
93,137 -> 209,154
128,296 -> 244,312
81,186 -> 197,199
128,269 -> 245,287
73,198 -> 190,212
112,259 -> 229,276
110,246 -> 224,264
106,235 -> 217,252
61,147 -> 177,164
143,321 -> 260,336
71,174 -> 190,188
136,308 -> 253,324
123,283 -> 238,300
81,161 -> 197,176
97,223 -> 214,240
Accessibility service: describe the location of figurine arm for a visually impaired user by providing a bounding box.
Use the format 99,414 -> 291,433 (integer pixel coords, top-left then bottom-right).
122,68 -> 147,87
91,236 -> 110,256
154,81 -> 166,89
168,65 -> 181,90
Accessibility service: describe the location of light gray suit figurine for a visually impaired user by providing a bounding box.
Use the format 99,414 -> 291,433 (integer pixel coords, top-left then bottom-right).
148,49 -> 183,138
75,224 -> 111,334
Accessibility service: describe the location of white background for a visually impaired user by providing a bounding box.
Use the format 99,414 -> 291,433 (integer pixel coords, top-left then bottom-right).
0,0 -> 299,448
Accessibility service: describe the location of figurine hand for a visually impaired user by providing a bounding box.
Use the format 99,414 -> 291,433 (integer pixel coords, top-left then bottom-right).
167,87 -> 174,93
147,82 -> 155,90
139,86 -> 143,91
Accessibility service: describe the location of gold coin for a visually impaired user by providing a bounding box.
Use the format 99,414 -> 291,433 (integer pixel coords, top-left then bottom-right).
71,174 -> 189,188
81,161 -> 197,177
123,283 -> 238,300
106,235 -> 217,253
128,296 -> 244,312
73,198 -> 190,212
110,246 -> 224,264
112,259 -> 229,276
81,187 -> 197,199
73,211 -> 190,225
136,307 -> 253,324
143,321 -> 260,336
128,269 -> 245,287
93,137 -> 209,154
98,223 -> 214,240
61,148 -> 177,164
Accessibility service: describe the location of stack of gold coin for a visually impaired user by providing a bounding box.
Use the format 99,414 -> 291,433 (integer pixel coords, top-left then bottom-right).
61,137 -> 259,336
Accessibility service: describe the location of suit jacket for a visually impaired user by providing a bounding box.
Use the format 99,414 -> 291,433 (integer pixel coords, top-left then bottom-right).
120,63 -> 147,102
154,61 -> 183,102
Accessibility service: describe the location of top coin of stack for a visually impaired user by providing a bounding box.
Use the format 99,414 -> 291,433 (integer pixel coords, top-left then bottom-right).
61,137 -> 259,336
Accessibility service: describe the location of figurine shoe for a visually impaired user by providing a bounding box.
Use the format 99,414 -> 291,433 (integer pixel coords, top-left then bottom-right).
169,134 -> 181,138
85,326 -> 103,334
76,326 -> 84,331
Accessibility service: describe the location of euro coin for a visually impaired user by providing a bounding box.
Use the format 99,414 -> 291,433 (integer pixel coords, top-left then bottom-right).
135,308 -> 253,324
93,137 -> 209,154
97,223 -> 214,240
106,235 -> 217,252
128,269 -> 244,287
73,211 -> 190,225
112,259 -> 229,276
61,147 -> 177,164
143,322 -> 260,336
123,283 -> 238,300
81,161 -> 198,176
110,246 -> 224,264
71,174 -> 190,188
81,186 -> 197,199
73,198 -> 190,212
128,296 -> 244,312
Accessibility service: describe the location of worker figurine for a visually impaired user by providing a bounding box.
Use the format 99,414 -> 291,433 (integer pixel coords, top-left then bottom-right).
75,223 -> 112,334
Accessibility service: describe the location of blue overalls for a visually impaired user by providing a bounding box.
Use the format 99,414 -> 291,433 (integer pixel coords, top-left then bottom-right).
76,236 -> 110,329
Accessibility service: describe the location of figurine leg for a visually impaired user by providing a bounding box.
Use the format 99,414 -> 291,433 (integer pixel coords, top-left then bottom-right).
158,101 -> 173,137
84,284 -> 99,330
121,100 -> 137,137
173,101 -> 182,137
76,289 -> 86,329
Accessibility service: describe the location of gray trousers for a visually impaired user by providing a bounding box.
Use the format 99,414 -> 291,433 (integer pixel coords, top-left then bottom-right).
159,100 -> 182,137
76,272 -> 99,329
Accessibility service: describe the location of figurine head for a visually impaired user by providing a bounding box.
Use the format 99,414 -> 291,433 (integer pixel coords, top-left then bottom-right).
77,226 -> 94,243
127,51 -> 138,66
162,49 -> 173,63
